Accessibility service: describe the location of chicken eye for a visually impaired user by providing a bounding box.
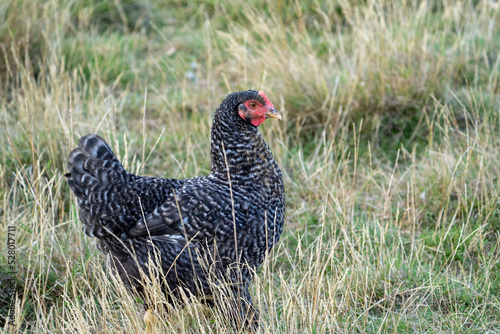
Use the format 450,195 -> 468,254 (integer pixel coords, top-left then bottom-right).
249,102 -> 257,108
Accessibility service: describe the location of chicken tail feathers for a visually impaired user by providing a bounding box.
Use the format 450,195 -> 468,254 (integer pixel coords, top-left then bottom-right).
66,134 -> 131,238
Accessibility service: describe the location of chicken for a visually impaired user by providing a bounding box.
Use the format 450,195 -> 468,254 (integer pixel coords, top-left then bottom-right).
66,90 -> 285,329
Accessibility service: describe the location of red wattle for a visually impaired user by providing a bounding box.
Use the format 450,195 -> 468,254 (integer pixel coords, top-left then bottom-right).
250,115 -> 266,127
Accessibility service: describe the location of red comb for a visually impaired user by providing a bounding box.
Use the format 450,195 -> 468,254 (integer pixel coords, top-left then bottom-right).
258,91 -> 275,109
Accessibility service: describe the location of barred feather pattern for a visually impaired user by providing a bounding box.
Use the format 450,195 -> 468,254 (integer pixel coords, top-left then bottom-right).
66,90 -> 285,329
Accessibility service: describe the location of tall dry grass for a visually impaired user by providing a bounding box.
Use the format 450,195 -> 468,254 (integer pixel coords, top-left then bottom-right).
1,0 -> 499,332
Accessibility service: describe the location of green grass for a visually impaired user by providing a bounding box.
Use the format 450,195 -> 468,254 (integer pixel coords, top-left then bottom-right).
1,0 -> 499,332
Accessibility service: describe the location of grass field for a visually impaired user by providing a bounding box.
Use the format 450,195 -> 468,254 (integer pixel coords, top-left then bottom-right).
1,0 -> 499,332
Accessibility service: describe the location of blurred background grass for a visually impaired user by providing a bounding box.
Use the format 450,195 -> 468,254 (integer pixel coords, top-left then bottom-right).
1,0 -> 499,332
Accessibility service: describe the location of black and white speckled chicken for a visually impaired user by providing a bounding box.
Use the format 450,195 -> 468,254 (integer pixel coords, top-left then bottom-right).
66,90 -> 285,329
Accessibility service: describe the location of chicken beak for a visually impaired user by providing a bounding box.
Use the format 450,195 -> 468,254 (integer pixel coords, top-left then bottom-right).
265,108 -> 282,120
